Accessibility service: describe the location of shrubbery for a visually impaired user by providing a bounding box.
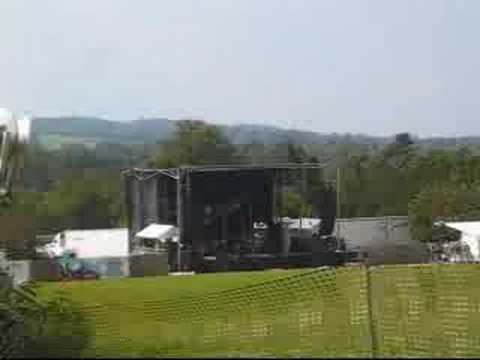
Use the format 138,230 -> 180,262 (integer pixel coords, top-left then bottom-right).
0,280 -> 45,358
0,277 -> 91,358
25,288 -> 92,358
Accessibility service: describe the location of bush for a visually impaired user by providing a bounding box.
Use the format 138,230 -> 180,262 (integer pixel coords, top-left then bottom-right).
0,281 -> 46,358
0,279 -> 91,359
25,288 -> 92,358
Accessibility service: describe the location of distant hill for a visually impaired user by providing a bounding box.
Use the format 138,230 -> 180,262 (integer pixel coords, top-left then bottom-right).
31,116 -> 480,149
32,116 -> 392,149
222,123 -> 390,145
32,117 -> 175,149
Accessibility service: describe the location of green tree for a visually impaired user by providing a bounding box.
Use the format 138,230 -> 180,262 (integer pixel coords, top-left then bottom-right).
279,191 -> 313,218
394,132 -> 414,147
408,181 -> 480,242
286,141 -> 309,163
44,171 -> 125,231
338,134 -> 420,218
0,192 -> 46,259
151,120 -> 236,167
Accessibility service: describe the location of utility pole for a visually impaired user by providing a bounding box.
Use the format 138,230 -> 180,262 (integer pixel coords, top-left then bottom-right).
176,168 -> 183,272
336,166 -> 341,236
336,166 -> 341,217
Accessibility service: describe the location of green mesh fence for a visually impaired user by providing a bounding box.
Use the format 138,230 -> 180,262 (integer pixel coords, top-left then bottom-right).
370,264 -> 480,358
144,267 -> 371,357
33,264 -> 480,358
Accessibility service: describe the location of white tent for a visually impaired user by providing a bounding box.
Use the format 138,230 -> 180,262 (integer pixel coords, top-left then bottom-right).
135,224 -> 179,243
442,221 -> 480,261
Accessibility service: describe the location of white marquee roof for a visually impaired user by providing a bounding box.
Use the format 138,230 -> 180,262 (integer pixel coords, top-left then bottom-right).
135,223 -> 179,242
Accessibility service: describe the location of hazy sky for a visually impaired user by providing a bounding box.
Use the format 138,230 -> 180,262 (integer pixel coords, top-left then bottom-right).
1,0 -> 479,137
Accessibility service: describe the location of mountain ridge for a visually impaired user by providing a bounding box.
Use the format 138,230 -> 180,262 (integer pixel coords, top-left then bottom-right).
31,116 -> 480,148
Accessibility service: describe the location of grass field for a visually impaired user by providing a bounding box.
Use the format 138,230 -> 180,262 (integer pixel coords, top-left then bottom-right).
33,264 -> 480,358
35,269 -> 319,358
35,268 -> 307,304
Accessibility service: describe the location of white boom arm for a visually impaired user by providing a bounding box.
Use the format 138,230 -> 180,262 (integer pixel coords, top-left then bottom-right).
0,108 -> 31,199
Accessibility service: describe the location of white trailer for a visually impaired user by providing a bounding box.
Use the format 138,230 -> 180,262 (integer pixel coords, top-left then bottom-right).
42,228 -> 129,259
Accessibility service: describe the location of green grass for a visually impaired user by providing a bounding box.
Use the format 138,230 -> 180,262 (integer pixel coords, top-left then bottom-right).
34,264 -> 480,358
35,269 -> 307,304
370,264 -> 480,358
35,269 -> 317,358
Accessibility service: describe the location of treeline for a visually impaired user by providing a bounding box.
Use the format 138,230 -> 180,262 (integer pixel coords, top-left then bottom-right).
0,169 -> 126,259
338,133 -> 480,242
3,121 -> 480,259
0,141 -> 152,258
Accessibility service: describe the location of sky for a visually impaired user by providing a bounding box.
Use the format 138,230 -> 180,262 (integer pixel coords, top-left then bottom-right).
1,0 -> 480,137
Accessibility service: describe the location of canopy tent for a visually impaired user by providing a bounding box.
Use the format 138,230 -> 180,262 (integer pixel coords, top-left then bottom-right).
135,223 -> 179,243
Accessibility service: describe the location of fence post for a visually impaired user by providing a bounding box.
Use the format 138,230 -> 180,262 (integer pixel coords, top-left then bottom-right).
365,264 -> 378,358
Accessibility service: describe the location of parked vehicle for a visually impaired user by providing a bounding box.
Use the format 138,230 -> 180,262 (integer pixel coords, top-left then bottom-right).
57,251 -> 99,280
